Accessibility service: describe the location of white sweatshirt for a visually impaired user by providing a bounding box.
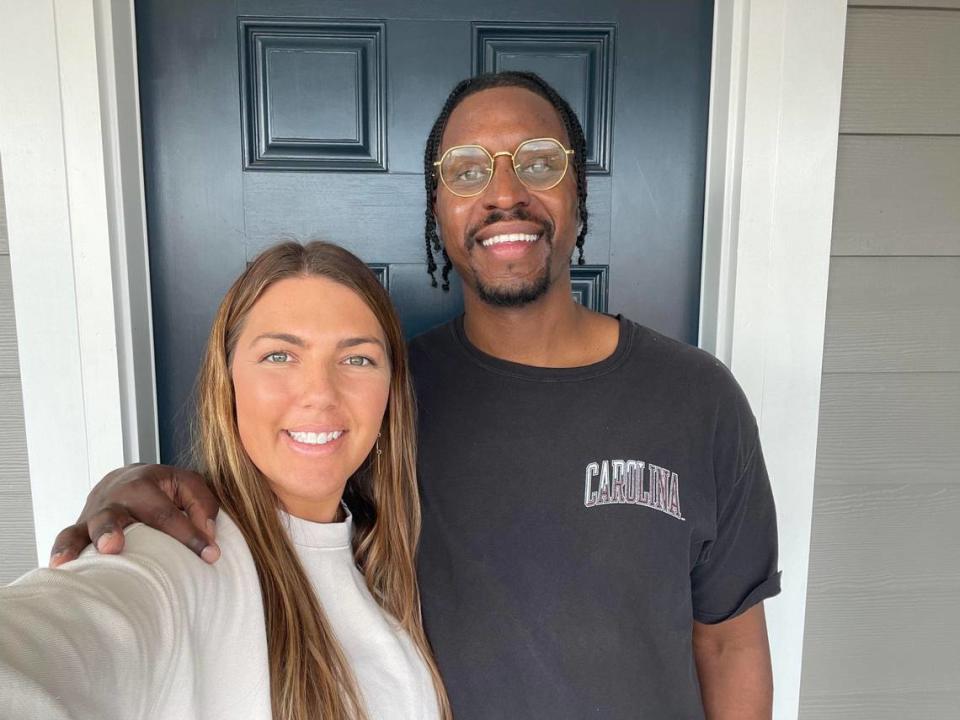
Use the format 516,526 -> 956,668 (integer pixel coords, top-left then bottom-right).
0,511 -> 440,720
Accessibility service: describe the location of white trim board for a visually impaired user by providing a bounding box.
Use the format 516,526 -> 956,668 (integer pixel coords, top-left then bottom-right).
0,0 -> 157,563
0,1 -> 845,718
700,1 -> 847,718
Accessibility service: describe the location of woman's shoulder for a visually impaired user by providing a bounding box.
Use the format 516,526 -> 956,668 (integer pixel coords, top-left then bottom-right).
116,511 -> 258,596
117,509 -> 246,555
0,515 -> 270,719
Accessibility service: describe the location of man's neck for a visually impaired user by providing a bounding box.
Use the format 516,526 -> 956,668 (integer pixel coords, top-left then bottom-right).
462,283 -> 618,368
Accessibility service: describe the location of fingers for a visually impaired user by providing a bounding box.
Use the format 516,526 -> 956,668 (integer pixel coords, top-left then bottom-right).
85,503 -> 137,556
49,524 -> 92,568
165,470 -> 220,543
51,503 -> 138,567
136,482 -> 220,563
47,464 -> 223,568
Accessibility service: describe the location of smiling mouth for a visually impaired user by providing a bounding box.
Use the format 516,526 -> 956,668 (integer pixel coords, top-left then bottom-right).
285,430 -> 344,445
479,233 -> 540,247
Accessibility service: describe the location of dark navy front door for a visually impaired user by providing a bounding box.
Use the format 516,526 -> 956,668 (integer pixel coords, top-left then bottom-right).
135,0 -> 714,460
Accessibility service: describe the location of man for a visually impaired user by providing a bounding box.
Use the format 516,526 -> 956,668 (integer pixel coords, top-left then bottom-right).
51,72 -> 780,719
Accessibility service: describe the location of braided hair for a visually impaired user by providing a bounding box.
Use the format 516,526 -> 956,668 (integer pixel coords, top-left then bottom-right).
423,71 -> 589,290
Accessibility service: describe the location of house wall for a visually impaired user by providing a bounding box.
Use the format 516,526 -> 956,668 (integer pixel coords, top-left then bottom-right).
0,159 -> 36,584
799,2 -> 960,718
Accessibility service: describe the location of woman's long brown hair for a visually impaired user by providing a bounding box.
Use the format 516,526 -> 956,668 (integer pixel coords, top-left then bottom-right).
193,240 -> 451,720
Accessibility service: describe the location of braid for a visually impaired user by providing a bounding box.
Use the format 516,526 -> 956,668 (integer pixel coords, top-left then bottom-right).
423,71 -> 590,288
422,107 -> 451,287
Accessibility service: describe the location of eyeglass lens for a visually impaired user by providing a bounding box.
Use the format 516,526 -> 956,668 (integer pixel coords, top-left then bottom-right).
440,138 -> 569,195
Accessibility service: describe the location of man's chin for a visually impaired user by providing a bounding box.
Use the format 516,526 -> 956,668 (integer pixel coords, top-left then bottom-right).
476,272 -> 551,308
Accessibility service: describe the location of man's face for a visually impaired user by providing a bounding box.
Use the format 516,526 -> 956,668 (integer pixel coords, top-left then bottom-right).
433,87 -> 579,307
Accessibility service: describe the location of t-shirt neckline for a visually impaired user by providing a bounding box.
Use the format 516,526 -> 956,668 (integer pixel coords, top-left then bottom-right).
281,506 -> 352,549
450,313 -> 634,383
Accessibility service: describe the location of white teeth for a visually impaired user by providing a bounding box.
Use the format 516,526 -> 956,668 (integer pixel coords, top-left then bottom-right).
288,430 -> 343,445
480,233 -> 539,246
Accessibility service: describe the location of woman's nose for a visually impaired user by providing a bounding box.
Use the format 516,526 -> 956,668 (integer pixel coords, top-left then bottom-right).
299,363 -> 339,409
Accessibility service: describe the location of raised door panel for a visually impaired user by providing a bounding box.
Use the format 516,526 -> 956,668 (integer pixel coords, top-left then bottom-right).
474,23 -> 615,173
240,19 -> 386,170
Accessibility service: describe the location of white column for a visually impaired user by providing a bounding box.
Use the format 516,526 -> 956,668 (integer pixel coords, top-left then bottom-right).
0,0 -> 156,563
701,1 -> 848,717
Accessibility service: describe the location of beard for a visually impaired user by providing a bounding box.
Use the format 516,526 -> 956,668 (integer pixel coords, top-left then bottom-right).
475,264 -> 552,307
465,209 -> 555,308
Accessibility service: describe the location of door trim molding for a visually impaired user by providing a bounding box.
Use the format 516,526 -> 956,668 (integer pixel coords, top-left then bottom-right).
701,2 -> 847,717
0,1 -> 847,717
0,0 -> 157,563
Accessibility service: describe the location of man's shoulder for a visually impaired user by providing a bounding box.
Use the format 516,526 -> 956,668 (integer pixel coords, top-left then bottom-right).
618,318 -> 754,421
625,319 -> 733,382
408,318 -> 460,374
409,318 -> 457,352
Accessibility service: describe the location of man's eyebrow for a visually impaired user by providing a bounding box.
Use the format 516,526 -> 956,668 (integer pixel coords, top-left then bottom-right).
337,336 -> 386,351
250,332 -> 306,347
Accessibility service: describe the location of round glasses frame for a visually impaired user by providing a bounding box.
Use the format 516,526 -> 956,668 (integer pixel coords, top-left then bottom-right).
433,137 -> 575,198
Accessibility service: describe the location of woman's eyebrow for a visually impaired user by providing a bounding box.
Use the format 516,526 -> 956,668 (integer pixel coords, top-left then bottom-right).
250,332 -> 305,347
337,336 -> 386,351
249,333 -> 385,351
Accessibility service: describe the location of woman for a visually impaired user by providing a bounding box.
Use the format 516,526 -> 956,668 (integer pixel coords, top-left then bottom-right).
0,241 -> 452,720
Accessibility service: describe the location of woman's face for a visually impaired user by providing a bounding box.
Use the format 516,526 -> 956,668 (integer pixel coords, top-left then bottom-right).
230,275 -> 391,522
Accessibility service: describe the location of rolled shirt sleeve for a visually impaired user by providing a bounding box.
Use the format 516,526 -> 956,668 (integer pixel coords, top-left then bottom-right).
690,386 -> 781,624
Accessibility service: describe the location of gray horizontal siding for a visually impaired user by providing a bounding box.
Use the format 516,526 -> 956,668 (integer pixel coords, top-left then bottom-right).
816,373 -> 960,485
802,484 -> 960,703
850,0 -> 960,7
0,375 -> 30,478
0,168 -> 6,256
822,257 -> 960,373
800,691 -> 960,720
0,487 -> 36,583
800,4 -> 960,718
0,159 -> 36,584
832,136 -> 960,256
840,8 -> 960,134
0,261 -> 19,375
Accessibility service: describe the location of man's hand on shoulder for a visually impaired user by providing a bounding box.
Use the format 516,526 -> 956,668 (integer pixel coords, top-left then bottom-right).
49,464 -> 221,568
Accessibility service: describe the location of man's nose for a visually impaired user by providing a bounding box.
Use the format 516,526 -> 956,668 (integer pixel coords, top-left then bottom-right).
481,154 -> 530,210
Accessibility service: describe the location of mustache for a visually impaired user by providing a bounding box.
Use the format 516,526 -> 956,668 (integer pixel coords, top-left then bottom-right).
464,209 -> 555,250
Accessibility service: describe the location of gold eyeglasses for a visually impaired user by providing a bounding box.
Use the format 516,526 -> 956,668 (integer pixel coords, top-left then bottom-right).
433,137 -> 575,197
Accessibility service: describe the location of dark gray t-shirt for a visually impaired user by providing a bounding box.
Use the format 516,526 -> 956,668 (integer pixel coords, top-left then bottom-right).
410,315 -> 780,719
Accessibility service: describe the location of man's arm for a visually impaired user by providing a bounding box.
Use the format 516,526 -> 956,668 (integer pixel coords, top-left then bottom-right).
49,464 -> 222,567
692,603 -> 773,720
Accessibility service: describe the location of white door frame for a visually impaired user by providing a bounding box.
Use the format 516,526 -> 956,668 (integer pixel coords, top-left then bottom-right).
0,0 -> 157,554
0,1 -> 847,717
699,2 -> 847,717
